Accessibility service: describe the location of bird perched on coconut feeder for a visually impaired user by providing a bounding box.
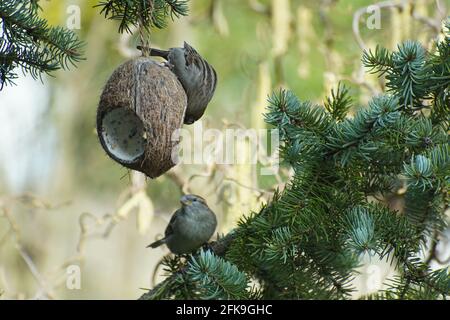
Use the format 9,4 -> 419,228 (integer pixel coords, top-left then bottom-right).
147,194 -> 217,254
138,42 -> 217,125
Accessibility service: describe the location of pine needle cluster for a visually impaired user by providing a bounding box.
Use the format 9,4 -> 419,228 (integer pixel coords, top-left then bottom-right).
0,0 -> 83,90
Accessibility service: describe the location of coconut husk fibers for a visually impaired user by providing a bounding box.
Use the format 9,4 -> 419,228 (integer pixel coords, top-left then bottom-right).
97,57 -> 187,178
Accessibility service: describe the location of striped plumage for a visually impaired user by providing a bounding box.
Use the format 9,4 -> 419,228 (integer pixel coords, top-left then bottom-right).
148,42 -> 217,124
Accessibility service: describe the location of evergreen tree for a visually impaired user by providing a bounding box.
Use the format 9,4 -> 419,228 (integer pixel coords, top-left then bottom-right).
140,20 -> 450,300
96,0 -> 189,33
0,0 -> 84,90
0,0 -> 188,90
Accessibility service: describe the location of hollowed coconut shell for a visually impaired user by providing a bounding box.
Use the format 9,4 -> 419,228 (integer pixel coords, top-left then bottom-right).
97,58 -> 187,178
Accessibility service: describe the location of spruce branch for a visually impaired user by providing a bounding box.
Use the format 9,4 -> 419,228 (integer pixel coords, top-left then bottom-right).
363,22 -> 450,112
0,0 -> 84,90
95,0 -> 189,33
325,94 -> 401,165
363,266 -> 449,300
324,82 -> 353,122
428,20 -> 450,125
185,250 -> 251,299
362,45 -> 394,76
139,231 -> 238,300
141,18 -> 450,301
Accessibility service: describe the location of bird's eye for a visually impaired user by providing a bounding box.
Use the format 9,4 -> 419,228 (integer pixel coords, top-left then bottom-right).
193,198 -> 197,202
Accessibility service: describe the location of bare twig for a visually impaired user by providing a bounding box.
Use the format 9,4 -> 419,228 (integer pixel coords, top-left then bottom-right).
412,12 -> 441,33
16,244 -> 56,299
1,207 -> 56,299
165,169 -> 189,193
353,0 -> 447,51
352,0 -> 405,51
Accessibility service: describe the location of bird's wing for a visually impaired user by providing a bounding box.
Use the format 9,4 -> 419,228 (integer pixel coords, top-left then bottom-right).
183,42 -> 198,66
165,208 -> 183,238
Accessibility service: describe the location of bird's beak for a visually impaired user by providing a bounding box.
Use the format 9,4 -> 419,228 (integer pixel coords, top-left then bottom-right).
180,196 -> 192,206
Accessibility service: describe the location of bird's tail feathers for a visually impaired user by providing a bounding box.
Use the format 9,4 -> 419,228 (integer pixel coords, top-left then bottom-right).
136,46 -> 170,60
149,48 -> 170,59
147,238 -> 166,249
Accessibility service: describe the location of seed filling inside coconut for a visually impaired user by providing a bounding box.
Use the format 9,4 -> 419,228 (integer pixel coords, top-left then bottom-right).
100,107 -> 147,163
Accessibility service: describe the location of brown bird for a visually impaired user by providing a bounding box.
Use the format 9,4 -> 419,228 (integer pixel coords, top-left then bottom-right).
139,42 -> 217,125
147,194 -> 217,254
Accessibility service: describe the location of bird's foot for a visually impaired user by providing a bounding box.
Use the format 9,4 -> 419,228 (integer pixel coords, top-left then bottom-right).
163,61 -> 174,69
201,242 -> 214,253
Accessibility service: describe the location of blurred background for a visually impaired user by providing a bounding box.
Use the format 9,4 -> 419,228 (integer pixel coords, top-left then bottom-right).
0,0 -> 448,299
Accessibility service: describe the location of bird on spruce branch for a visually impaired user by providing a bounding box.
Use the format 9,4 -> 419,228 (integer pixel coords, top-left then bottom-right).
147,194 -> 217,254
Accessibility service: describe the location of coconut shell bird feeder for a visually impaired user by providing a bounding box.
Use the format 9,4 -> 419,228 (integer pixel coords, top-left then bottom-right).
97,58 -> 187,178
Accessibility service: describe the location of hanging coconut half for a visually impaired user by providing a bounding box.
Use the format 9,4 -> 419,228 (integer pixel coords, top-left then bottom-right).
97,57 -> 187,178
